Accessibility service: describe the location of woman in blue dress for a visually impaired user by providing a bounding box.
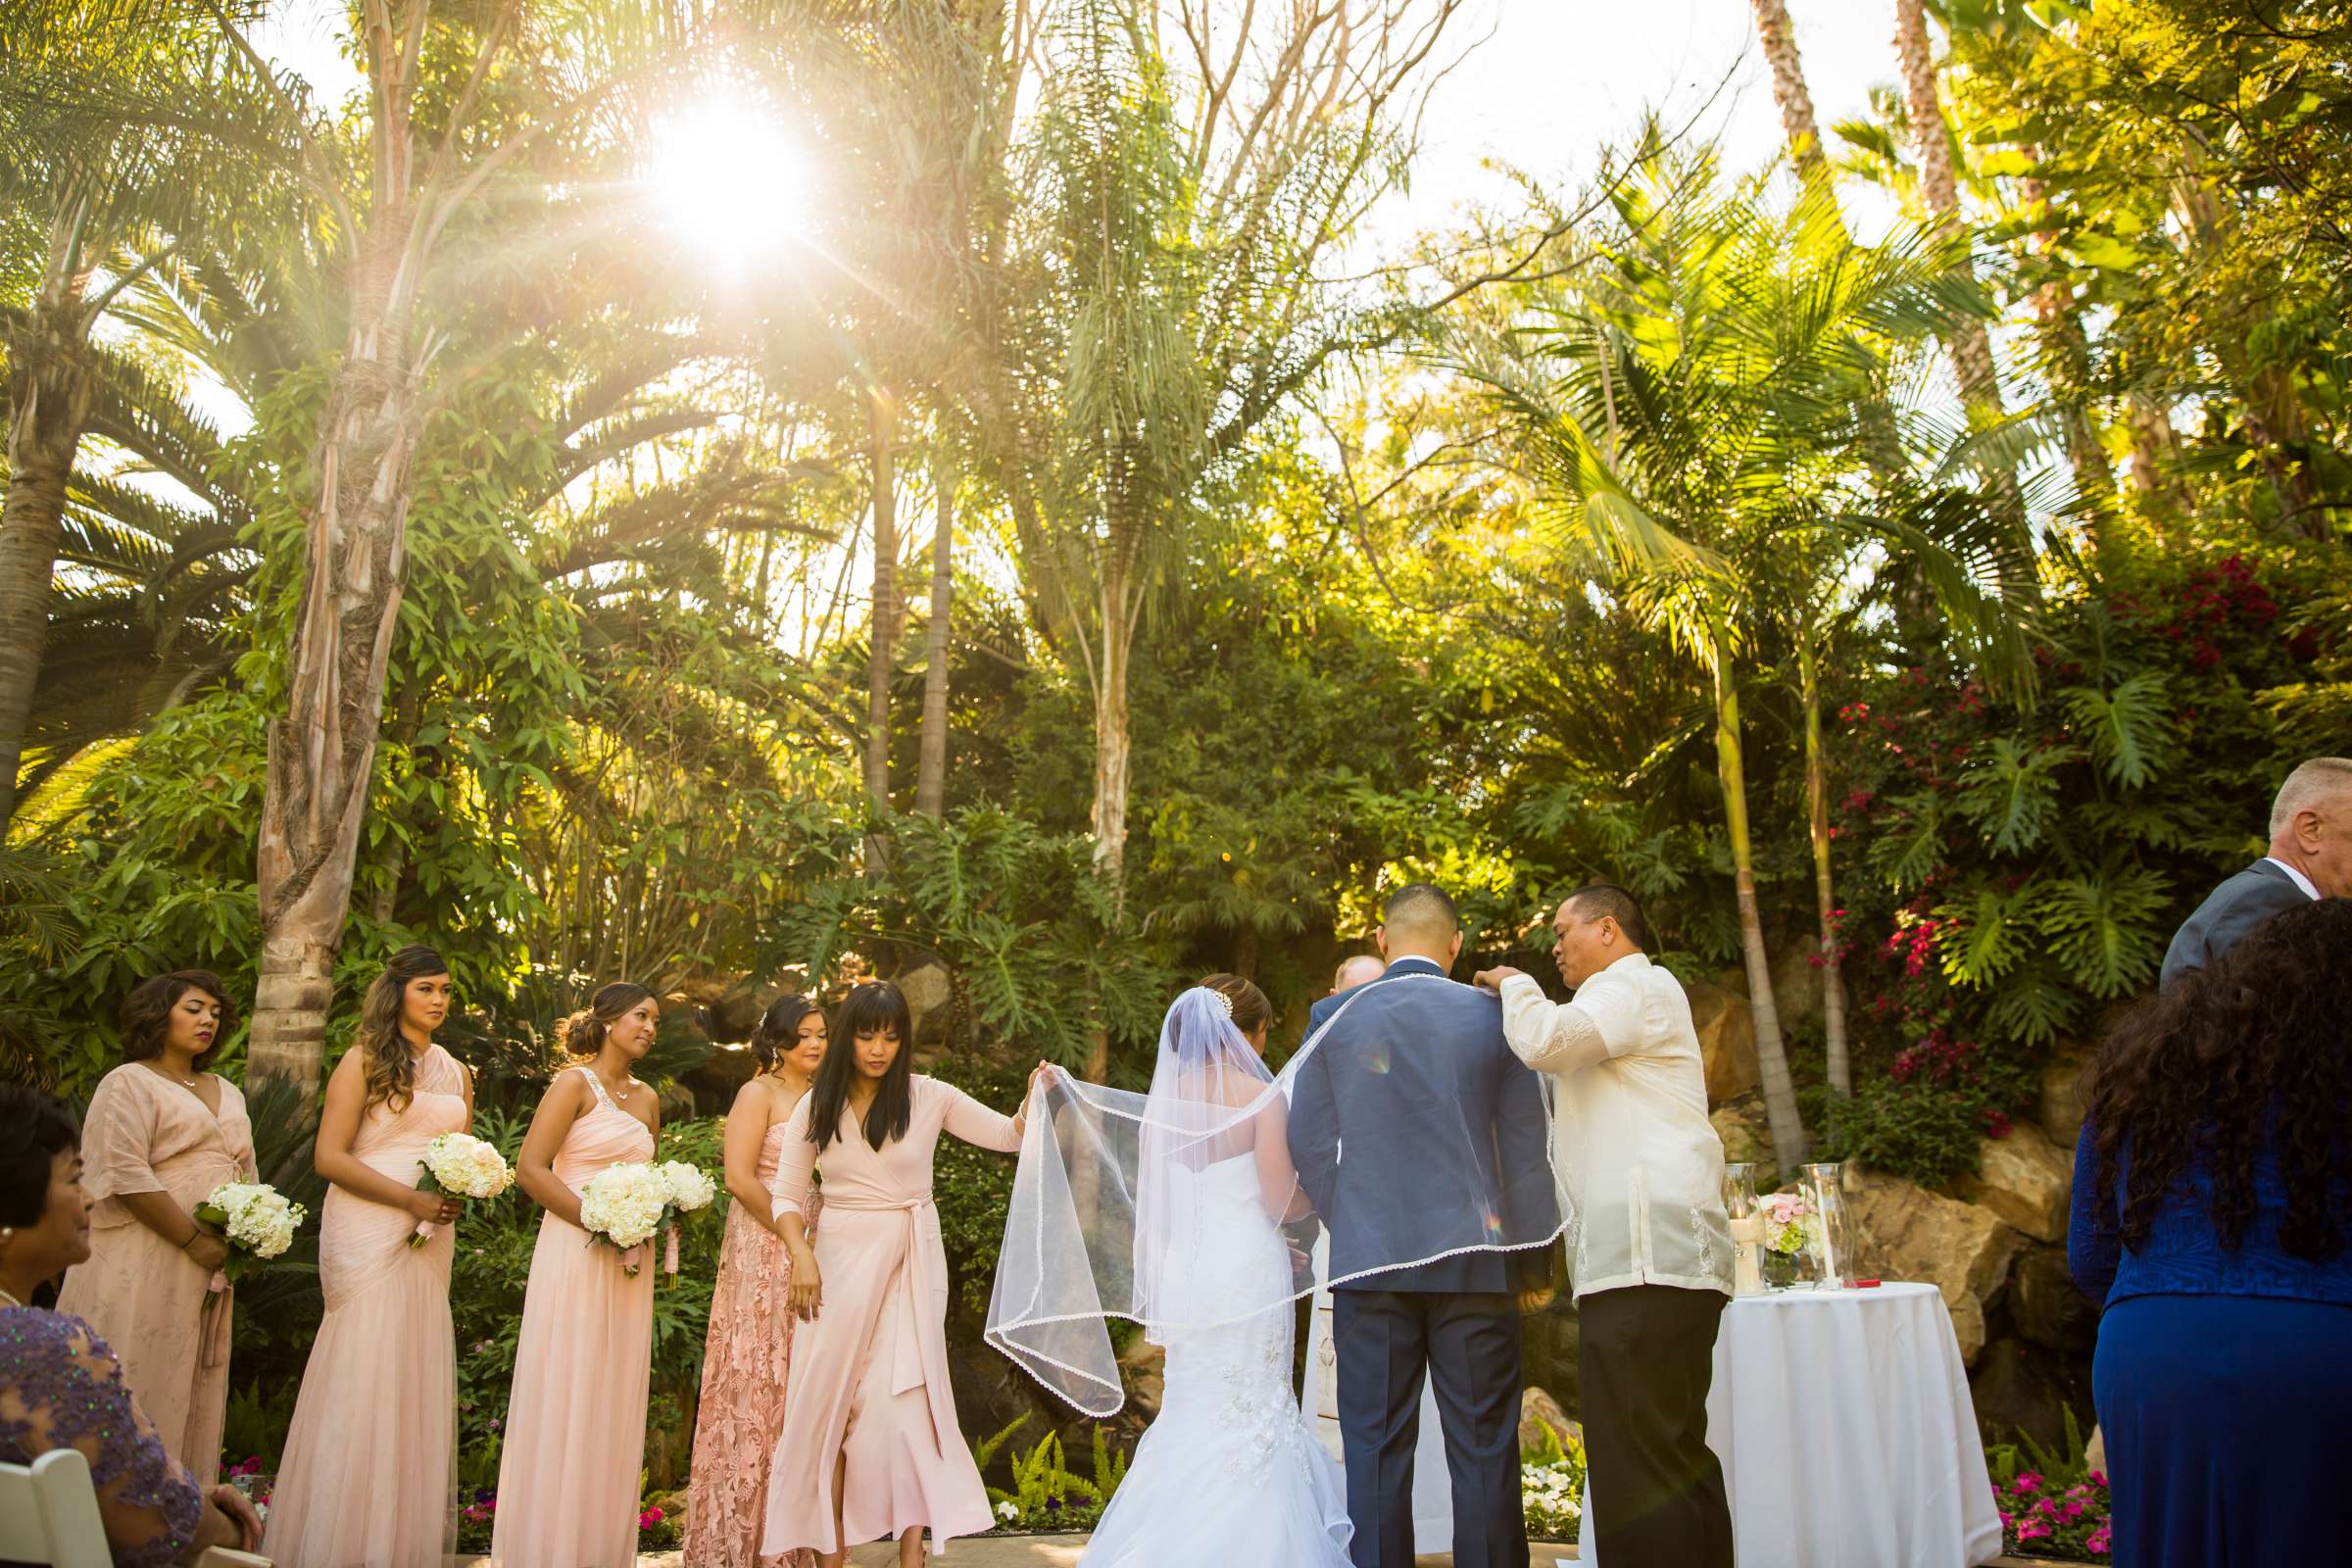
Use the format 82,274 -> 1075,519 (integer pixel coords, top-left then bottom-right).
2071,896 -> 2352,1567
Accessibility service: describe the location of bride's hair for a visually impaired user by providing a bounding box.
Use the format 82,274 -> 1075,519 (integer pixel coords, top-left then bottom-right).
1196,973 -> 1270,1037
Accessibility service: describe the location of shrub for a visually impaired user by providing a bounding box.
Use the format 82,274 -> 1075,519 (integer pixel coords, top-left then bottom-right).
1812,1078 -> 1987,1190
1986,1406 -> 2111,1561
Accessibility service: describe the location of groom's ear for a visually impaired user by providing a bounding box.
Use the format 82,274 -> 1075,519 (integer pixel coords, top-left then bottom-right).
1447,930 -> 1464,965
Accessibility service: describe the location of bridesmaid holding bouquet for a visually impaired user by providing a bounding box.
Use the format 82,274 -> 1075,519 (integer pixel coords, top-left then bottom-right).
490,982 -> 662,1568
57,970 -> 256,1488
760,981 -> 1052,1568
268,946 -> 473,1568
684,993 -> 830,1568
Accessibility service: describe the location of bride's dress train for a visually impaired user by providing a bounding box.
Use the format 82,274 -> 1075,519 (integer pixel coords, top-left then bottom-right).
1080,1154 -> 1351,1567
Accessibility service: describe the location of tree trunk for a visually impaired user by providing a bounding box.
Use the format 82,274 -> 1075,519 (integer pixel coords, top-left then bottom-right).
0,298 -> 100,824
1798,635 -> 1850,1098
2126,392 -> 2189,514
865,393 -> 900,810
1893,0 -> 1995,416
248,233 -> 422,1101
1714,658 -> 1808,1172
1084,564 -> 1136,1082
1749,0 -> 1829,173
915,475 -> 955,818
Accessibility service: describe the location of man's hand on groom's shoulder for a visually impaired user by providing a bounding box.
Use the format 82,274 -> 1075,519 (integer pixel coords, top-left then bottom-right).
1473,965 -> 1526,993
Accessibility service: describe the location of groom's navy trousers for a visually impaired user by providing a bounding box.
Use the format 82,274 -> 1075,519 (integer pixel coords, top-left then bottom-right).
1334,1286 -> 1528,1568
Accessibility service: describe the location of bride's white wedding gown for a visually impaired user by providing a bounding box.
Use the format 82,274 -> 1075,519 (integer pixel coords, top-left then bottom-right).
1080,1152 -> 1352,1567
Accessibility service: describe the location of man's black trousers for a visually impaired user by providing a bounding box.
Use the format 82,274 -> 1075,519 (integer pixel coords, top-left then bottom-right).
1579,1282 -> 1734,1568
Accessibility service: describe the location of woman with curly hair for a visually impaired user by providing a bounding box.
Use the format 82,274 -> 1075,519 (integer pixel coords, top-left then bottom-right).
2072,896 -> 2352,1566
269,945 -> 474,1568
55,970 -> 256,1487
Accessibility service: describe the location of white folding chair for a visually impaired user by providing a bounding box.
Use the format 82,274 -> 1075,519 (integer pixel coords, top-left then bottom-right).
0,1448 -> 111,1568
0,1447 -> 272,1568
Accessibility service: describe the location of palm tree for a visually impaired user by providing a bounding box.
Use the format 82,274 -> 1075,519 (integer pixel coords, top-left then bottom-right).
1747,0 -> 1832,174
1454,158 -> 2031,1168
0,19 -> 276,823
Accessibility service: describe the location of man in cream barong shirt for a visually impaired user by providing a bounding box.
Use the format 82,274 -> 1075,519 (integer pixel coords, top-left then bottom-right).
1476,883 -> 1734,1568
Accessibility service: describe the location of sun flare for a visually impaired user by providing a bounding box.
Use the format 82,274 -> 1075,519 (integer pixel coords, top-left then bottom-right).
645,88 -> 811,270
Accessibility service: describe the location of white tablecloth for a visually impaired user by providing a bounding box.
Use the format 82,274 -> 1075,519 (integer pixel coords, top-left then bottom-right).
1578,1282 -> 2003,1568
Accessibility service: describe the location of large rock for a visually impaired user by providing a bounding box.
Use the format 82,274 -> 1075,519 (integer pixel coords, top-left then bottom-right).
1118,1335 -> 1165,1420
1770,934 -> 1825,1030
2008,1244 -> 2098,1353
1967,1337 -> 2086,1451
1958,1122 -> 2074,1243
1844,1167 -> 2023,1364
2037,1042 -> 2093,1151
1708,1097 -> 1775,1167
897,960 -> 956,1046
1520,1386 -> 1579,1453
1688,978 -> 1761,1105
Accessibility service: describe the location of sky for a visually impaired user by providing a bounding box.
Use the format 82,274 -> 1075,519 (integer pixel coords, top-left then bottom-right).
252,0 -> 1905,231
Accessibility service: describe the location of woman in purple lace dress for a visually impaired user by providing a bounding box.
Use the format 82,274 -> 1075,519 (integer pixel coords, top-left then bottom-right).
0,1084 -> 261,1567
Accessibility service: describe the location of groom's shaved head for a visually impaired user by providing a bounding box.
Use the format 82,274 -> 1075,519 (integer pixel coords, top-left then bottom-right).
1383,883 -> 1459,945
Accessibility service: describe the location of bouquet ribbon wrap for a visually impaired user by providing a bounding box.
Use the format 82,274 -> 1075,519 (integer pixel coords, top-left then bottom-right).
663,1225 -> 679,1277
199,1275 -> 232,1368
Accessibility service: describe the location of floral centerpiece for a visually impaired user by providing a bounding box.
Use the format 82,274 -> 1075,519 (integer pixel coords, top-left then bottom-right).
410,1133 -> 514,1248
1759,1189 -> 1819,1288
193,1181 -> 307,1284
578,1159 -> 715,1277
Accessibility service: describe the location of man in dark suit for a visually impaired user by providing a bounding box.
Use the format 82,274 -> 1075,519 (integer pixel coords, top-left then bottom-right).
2162,757 -> 2350,985
1289,884 -> 1561,1568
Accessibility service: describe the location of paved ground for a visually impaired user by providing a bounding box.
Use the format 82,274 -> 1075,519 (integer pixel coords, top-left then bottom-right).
462,1538 -> 2054,1565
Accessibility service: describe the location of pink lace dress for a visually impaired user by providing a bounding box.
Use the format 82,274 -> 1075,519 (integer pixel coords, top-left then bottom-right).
683,1117 -> 822,1568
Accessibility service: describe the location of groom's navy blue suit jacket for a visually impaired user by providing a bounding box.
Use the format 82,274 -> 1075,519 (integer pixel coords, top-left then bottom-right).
1289,956 -> 1560,1295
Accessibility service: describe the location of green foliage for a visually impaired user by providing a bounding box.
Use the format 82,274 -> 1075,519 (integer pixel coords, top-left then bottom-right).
1813,1078 -> 1986,1190
981,1418 -> 1126,1534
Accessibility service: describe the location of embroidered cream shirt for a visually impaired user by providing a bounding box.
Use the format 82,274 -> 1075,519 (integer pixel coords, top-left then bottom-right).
1498,954 -> 1734,1299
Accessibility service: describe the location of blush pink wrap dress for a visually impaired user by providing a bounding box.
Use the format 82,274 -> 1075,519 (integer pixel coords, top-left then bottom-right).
56,1064 -> 256,1488
759,1076 -> 1022,1558
489,1065 -> 659,1568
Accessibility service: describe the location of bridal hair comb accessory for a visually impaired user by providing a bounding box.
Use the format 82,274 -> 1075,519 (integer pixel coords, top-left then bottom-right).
1203,988 -> 1235,1022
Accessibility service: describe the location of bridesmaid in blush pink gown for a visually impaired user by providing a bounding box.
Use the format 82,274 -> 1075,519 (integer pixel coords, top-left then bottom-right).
57,970 -> 254,1487
760,981 -> 1053,1568
490,982 -> 662,1568
684,993 -> 829,1568
268,946 -> 472,1568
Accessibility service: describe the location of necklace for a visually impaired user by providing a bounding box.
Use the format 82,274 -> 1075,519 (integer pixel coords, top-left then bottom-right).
0,1286 -> 21,1309
145,1058 -> 203,1089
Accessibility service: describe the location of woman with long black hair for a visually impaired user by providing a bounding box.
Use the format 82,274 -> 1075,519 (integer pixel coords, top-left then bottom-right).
759,980 -> 1051,1568
2072,897 -> 2352,1565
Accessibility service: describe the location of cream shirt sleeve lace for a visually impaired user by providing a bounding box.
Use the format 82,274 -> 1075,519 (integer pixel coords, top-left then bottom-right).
1497,969 -> 1642,1077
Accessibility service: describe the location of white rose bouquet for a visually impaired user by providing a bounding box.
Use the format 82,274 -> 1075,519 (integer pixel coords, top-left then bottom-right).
409,1133 -> 514,1248
578,1158 -> 716,1277
193,1181 -> 307,1285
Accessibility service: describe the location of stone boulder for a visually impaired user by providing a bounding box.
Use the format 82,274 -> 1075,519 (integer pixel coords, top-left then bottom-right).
1118,1335 -> 1166,1421
1688,978 -> 1762,1105
897,960 -> 956,1046
1520,1386 -> 1579,1453
1844,1167 -> 2023,1364
2036,1042 -> 2093,1151
1770,934 -> 1826,1030
1708,1095 -> 1775,1167
2008,1243 -> 2099,1353
1957,1122 -> 2074,1243
1967,1337 -> 2090,1451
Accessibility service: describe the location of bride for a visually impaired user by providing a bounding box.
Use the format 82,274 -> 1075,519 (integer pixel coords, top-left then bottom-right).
990,977 -> 1351,1567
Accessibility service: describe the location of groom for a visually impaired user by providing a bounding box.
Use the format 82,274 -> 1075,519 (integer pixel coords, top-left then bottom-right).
1289,884 -> 1560,1568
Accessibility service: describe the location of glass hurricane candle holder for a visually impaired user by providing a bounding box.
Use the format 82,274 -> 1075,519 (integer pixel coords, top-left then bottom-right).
1801,1161 -> 1852,1291
1723,1163 -> 1765,1296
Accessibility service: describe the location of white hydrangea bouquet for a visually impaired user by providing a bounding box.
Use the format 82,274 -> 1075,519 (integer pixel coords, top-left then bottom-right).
579,1158 -> 715,1277
409,1133 -> 514,1248
194,1181 -> 307,1285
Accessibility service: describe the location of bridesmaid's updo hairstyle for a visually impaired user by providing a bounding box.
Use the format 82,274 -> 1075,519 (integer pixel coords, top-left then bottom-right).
1198,973 -> 1272,1038
0,1085 -> 78,1228
119,969 -> 233,1074
355,945 -> 451,1113
557,981 -> 656,1059
807,980 -> 915,1154
750,993 -> 821,1073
